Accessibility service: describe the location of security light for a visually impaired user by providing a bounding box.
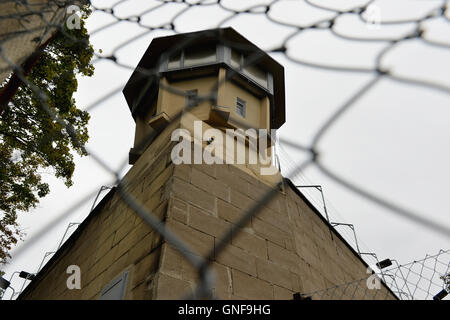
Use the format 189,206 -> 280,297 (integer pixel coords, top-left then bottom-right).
293,292 -> 312,300
433,289 -> 448,300
19,271 -> 35,280
376,259 -> 393,269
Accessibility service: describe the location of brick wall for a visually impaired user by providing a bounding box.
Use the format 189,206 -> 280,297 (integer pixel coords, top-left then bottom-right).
20,121 -> 395,300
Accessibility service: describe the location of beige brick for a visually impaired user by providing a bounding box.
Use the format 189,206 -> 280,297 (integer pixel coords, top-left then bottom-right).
131,281 -> 153,300
173,164 -> 191,182
166,218 -> 214,258
212,263 -> 232,299
127,231 -> 155,265
85,263 -> 100,287
93,232 -> 115,265
103,254 -> 130,286
256,258 -> 293,290
81,272 -> 106,300
92,246 -> 119,278
142,157 -> 168,187
152,231 -> 163,251
173,197 -> 188,211
155,199 -> 169,220
274,285 -> 293,300
107,209 -> 130,239
147,165 -> 174,196
97,223 -> 116,247
291,271 -> 303,293
217,199 -> 251,228
267,241 -> 301,272
191,167 -> 228,201
256,206 -> 291,233
285,237 -> 295,252
232,229 -> 267,259
216,244 -> 256,276
172,177 -> 216,213
308,266 -> 326,292
159,243 -> 183,278
188,206 -> 231,238
139,188 -> 163,217
180,255 -> 199,282
133,216 -> 154,240
248,182 -> 280,212
230,188 -> 254,211
155,273 -> 193,299
193,163 -> 216,178
113,214 -> 137,247
278,198 -> 288,216
170,206 -> 188,224
114,225 -> 142,260
232,269 -> 273,300
169,197 -> 188,224
252,217 -> 289,248
286,199 -> 300,220
293,232 -> 321,267
228,165 -> 260,185
131,247 -> 161,289
301,277 -> 319,295
216,164 -> 249,196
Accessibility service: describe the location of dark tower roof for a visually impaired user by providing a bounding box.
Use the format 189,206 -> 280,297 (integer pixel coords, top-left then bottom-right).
122,27 -> 286,129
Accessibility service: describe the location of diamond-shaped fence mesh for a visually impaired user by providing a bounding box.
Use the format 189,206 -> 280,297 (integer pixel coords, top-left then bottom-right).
0,0 -> 449,300
302,249 -> 450,300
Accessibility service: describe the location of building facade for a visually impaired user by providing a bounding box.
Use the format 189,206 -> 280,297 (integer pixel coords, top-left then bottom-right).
19,28 -> 396,300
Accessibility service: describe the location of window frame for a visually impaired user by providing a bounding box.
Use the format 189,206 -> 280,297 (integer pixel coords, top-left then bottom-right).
236,97 -> 246,118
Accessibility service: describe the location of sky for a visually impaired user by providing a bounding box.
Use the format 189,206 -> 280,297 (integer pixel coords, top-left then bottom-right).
1,0 -> 450,299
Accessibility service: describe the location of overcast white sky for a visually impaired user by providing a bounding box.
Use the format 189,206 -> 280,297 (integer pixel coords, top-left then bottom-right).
2,0 -> 450,299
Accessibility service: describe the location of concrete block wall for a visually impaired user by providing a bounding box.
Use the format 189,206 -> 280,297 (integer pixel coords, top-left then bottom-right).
156,163 -> 394,300
20,119 -> 177,300
20,121 -> 395,300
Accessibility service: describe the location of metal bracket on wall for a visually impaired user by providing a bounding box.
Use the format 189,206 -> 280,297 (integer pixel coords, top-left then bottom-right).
56,222 -> 81,250
330,222 -> 361,255
296,185 -> 333,240
9,185 -> 113,299
90,185 -> 113,212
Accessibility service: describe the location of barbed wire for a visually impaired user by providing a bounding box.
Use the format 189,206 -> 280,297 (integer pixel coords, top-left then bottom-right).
1,0 -> 449,300
301,249 -> 450,300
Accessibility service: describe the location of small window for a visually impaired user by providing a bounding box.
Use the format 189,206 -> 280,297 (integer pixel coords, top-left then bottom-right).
99,271 -> 129,300
236,97 -> 246,118
186,89 -> 198,107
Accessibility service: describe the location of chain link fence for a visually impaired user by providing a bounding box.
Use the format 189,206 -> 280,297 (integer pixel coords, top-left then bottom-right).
1,0 -> 450,300
302,249 -> 450,300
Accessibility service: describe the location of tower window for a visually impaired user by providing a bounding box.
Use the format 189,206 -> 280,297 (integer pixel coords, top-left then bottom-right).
186,89 -> 198,107
236,97 -> 246,118
184,46 -> 216,67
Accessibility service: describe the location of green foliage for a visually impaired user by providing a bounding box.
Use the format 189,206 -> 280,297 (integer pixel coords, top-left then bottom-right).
0,9 -> 94,265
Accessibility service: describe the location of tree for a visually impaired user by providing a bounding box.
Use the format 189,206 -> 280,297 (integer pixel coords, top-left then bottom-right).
0,7 -> 94,265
